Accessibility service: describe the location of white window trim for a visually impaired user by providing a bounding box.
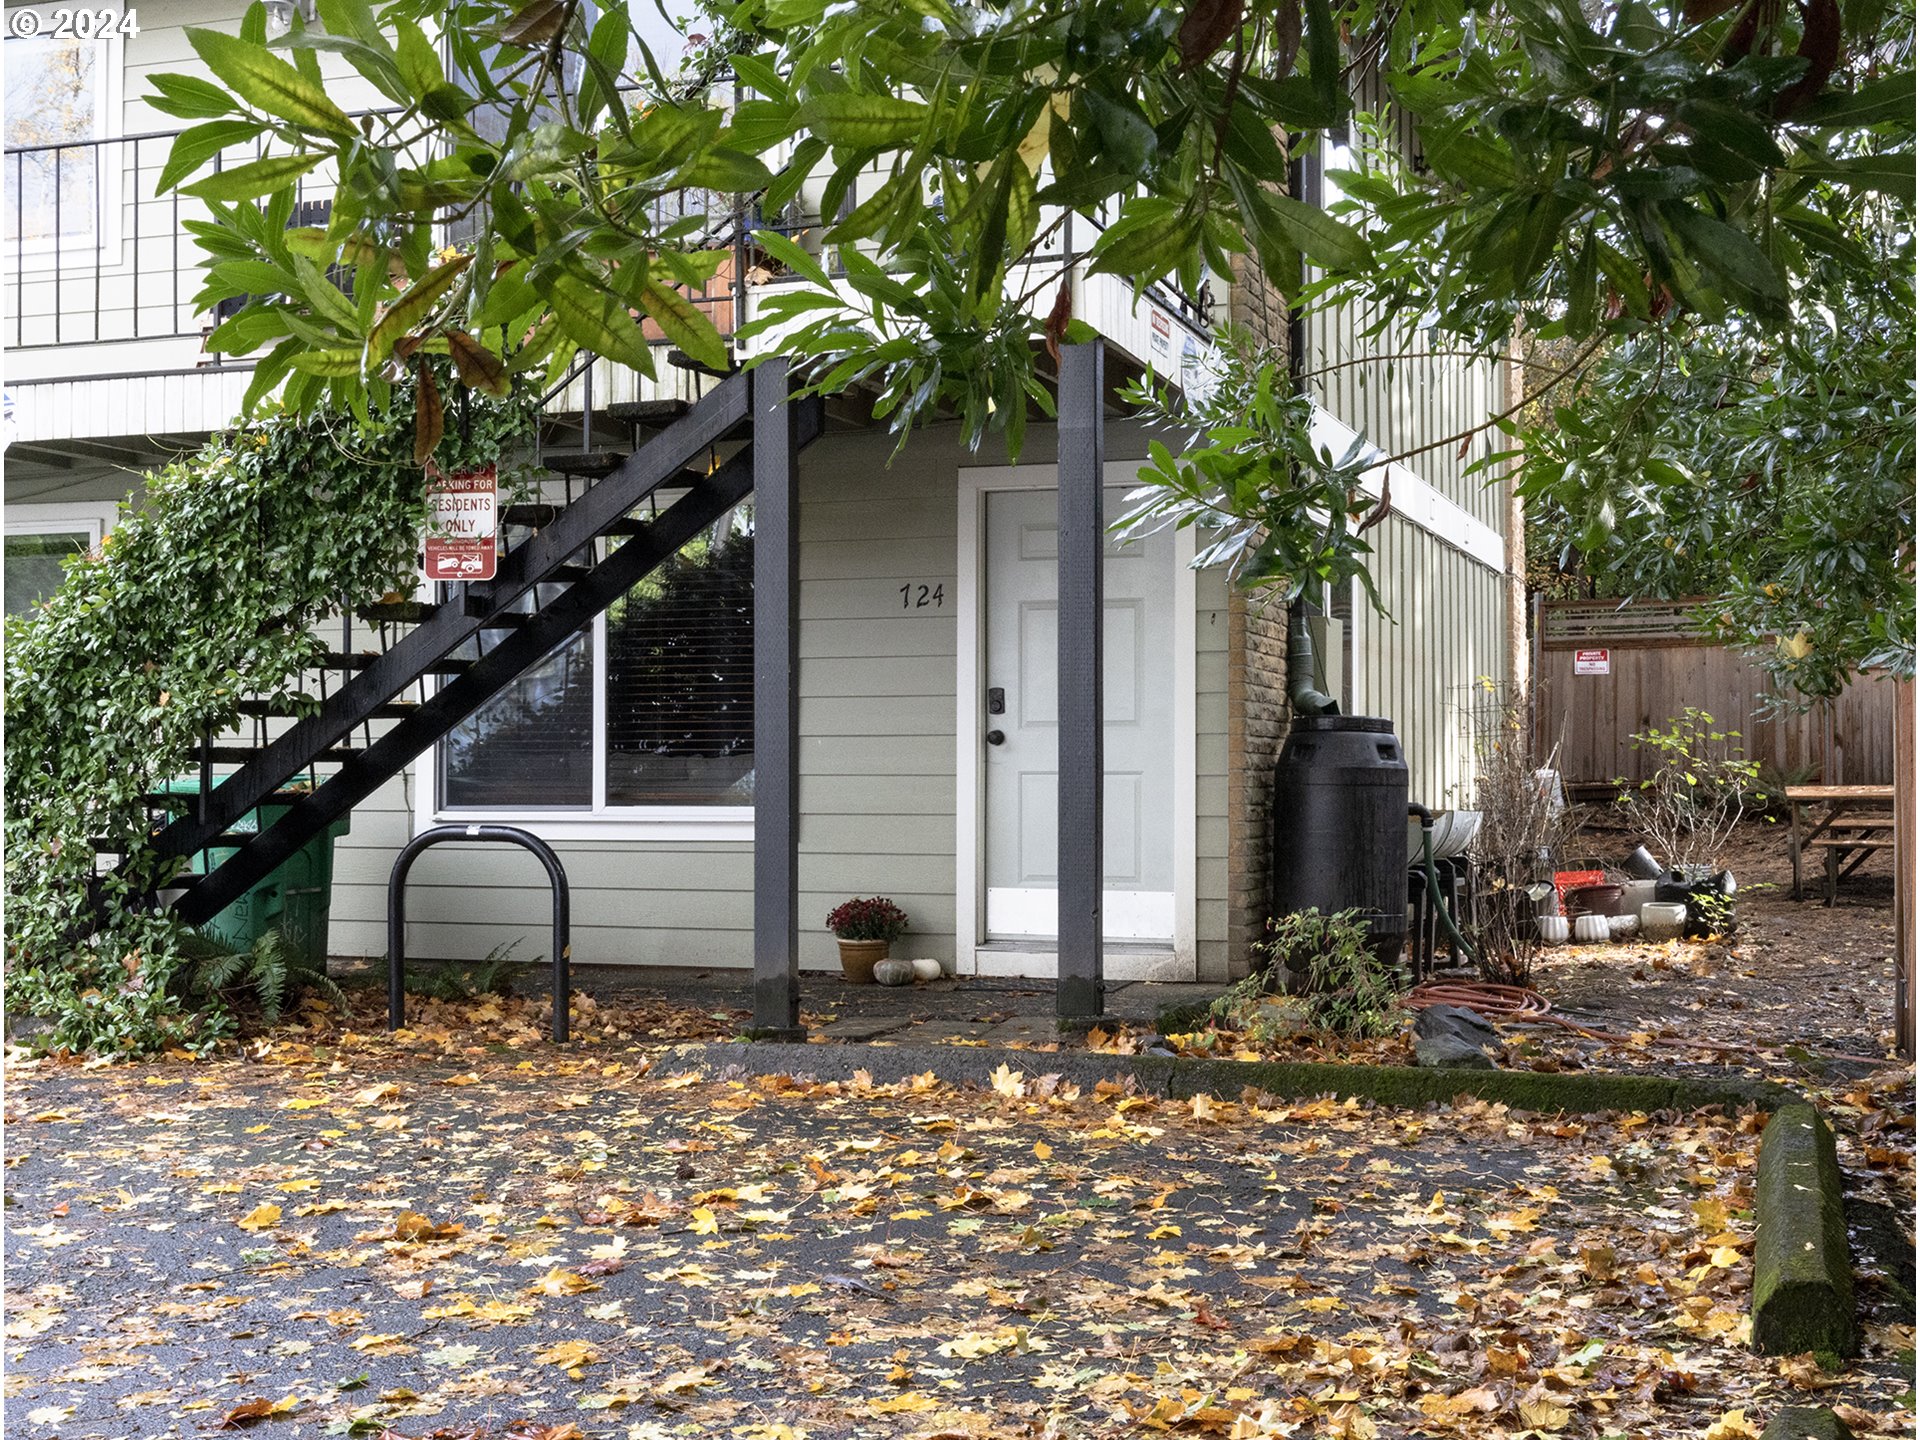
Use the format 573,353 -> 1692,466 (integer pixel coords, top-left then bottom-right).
4,499 -> 117,614
5,21 -> 124,264
414,603 -> 756,844
4,499 -> 117,543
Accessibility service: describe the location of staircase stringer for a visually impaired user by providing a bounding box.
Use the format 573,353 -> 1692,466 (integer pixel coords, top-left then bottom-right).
169,389 -> 823,927
143,371 -> 752,874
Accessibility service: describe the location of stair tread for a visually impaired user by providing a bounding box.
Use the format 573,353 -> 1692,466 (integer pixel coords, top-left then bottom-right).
359,599 -> 436,624
543,450 -> 628,478
237,698 -> 417,719
502,502 -> 560,528
605,398 -> 691,426
312,653 -> 471,675
193,745 -> 362,764
667,347 -> 737,378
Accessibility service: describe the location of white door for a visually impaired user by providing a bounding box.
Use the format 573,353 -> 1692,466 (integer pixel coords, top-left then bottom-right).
983,487 -> 1176,940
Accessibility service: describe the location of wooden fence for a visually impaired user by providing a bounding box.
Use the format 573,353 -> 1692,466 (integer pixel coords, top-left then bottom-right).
1533,598 -> 1898,792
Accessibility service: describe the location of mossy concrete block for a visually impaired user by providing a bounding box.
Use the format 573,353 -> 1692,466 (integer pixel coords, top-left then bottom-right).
692,1044 -> 1789,1119
1162,1059 -> 1789,1116
1760,1406 -> 1855,1440
1752,1104 -> 1857,1358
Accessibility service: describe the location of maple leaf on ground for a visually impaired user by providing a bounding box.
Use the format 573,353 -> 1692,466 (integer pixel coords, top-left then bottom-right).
536,1339 -> 599,1369
236,1204 -> 281,1232
216,1396 -> 299,1427
528,1267 -> 600,1296
389,1210 -> 462,1241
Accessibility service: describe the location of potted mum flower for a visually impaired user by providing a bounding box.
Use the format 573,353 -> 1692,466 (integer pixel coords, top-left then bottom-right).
825,897 -> 909,983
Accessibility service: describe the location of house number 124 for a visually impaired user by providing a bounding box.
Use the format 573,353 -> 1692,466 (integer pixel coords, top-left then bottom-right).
900,583 -> 945,609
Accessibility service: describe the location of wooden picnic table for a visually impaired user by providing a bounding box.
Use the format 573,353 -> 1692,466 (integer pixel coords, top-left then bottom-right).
1785,784 -> 1896,902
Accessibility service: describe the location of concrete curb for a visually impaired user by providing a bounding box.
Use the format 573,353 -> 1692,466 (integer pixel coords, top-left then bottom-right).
667,1042 -> 1793,1117
1752,1103 -> 1857,1358
1760,1406 -> 1856,1440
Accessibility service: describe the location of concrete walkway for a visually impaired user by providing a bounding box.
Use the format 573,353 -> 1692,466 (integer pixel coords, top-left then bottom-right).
356,958 -> 1227,1047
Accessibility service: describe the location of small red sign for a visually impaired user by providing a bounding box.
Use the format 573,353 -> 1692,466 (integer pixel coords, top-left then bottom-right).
1573,647 -> 1611,675
424,463 -> 497,583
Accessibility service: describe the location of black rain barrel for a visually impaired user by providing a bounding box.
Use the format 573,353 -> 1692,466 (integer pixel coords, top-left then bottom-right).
1269,715 -> 1411,968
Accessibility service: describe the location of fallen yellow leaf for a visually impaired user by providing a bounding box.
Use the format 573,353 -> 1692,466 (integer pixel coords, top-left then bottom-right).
237,1204 -> 281,1232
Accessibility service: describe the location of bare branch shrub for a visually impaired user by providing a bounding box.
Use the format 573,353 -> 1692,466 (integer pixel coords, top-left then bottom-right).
1466,687 -> 1580,986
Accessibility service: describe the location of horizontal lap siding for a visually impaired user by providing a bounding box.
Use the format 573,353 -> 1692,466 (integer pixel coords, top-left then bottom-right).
337,426 -> 966,972
17,421 -> 1228,980
1358,515 -> 1508,806
1196,567 -> 1231,975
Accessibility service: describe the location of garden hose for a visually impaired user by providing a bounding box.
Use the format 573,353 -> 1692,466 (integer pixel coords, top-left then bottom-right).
1410,807 -> 1477,965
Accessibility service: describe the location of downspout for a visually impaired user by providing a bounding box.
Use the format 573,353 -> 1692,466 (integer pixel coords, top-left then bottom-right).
1285,143 -> 1339,721
1288,602 -> 1340,716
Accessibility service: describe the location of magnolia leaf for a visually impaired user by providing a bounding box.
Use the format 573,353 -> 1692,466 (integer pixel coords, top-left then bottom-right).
155,120 -> 267,197
147,72 -> 242,120
447,331 -> 513,397
370,255 -> 472,362
797,91 -> 929,147
639,280 -> 729,372
182,154 -> 325,202
543,272 -> 655,374
502,0 -> 574,48
414,361 -> 444,464
186,29 -> 356,136
288,349 -> 363,377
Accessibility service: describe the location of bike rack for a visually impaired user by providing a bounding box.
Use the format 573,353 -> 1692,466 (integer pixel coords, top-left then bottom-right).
387,824 -> 571,1042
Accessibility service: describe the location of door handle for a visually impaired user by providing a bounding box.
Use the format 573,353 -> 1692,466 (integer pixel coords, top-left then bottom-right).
985,730 -> 1006,746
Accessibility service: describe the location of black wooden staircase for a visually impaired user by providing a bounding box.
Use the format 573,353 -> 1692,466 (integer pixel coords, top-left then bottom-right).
136,365 -> 821,928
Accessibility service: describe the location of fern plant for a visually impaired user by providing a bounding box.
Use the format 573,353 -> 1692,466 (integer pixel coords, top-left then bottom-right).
179,929 -> 346,1026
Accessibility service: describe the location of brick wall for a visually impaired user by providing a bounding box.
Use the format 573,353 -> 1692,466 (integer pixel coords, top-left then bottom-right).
1221,248 -> 1293,977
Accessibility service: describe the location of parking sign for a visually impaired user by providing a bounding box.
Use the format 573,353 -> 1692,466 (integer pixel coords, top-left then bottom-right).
424,464 -> 497,583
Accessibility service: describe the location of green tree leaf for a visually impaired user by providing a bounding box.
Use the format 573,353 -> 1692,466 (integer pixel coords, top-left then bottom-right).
186,28 -> 357,136
156,120 -> 268,197
542,270 -> 656,374
640,280 -> 729,372
797,92 -> 929,147
182,154 -> 326,202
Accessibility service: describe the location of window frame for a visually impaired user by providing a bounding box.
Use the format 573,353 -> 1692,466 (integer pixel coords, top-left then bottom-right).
3,20 -> 125,263
4,500 -> 117,613
416,583 -> 756,844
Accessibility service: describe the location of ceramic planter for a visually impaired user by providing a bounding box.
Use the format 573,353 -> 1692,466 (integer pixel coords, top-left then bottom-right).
835,937 -> 889,983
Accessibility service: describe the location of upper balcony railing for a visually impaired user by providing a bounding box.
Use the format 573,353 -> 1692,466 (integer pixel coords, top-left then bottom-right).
4,118 -> 1213,368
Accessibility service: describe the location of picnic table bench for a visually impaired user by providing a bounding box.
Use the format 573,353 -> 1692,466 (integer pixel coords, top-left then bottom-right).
1786,784 -> 1896,905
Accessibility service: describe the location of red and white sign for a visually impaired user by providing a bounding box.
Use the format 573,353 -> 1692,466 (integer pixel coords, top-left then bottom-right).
1573,647 -> 1611,675
424,463 -> 497,583
1148,307 -> 1172,362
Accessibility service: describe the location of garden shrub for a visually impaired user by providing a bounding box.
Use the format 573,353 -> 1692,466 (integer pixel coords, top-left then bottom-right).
1219,908 -> 1403,1040
4,383 -> 531,1054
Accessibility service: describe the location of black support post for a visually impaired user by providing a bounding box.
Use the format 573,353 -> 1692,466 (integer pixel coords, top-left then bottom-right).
752,358 -> 804,1038
1056,341 -> 1106,1023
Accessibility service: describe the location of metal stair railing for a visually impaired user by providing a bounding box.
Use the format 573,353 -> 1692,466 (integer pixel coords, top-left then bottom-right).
163,372 -> 823,927
143,369 -> 754,895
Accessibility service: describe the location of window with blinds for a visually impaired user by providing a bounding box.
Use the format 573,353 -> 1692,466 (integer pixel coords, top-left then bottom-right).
605,528 -> 755,805
437,513 -> 754,813
440,629 -> 594,808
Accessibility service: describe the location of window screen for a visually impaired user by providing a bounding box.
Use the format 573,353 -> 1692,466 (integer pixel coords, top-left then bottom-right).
605,524 -> 754,806
441,628 -> 594,809
5,529 -> 88,615
437,514 -> 755,812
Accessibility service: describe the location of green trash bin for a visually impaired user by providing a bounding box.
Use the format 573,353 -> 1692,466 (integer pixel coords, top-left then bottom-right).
158,779 -> 350,969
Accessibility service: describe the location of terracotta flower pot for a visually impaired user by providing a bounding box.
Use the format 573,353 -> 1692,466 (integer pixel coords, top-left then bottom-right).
836,938 -> 889,983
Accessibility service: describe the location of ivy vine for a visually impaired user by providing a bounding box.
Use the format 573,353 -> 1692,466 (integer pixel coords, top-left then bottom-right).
4,379 -> 533,1055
